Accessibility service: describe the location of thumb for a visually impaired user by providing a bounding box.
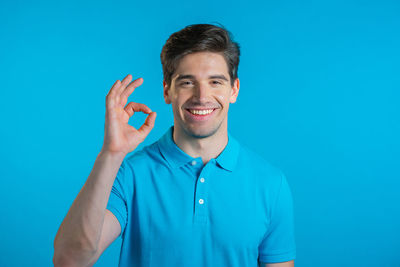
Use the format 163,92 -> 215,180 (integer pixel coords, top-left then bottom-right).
138,112 -> 157,137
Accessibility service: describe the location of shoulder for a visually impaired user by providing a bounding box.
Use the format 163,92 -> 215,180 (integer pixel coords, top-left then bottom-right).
237,141 -> 285,186
123,141 -> 164,170
238,142 -> 283,176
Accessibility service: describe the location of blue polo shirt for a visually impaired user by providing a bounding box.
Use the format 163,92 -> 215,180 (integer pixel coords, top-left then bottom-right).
106,126 -> 296,266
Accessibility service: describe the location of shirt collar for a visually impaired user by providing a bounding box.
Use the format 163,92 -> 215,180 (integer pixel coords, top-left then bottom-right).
157,126 -> 240,172
215,131 -> 240,172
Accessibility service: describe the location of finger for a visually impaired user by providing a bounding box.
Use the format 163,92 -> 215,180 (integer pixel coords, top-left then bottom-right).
121,77 -> 143,100
117,74 -> 133,95
138,112 -> 157,137
107,79 -> 121,97
124,102 -> 152,118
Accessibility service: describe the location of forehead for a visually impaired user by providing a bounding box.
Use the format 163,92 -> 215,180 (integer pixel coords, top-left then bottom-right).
173,52 -> 229,79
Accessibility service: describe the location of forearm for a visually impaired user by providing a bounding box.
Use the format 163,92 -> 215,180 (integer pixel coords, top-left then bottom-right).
53,150 -> 125,265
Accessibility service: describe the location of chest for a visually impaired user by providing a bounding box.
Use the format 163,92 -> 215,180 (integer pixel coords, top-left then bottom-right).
128,164 -> 270,256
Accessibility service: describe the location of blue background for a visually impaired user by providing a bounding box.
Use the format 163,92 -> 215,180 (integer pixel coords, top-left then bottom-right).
0,0 -> 399,266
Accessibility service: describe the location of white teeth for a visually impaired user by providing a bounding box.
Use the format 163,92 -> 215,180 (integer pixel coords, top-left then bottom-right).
189,109 -> 214,115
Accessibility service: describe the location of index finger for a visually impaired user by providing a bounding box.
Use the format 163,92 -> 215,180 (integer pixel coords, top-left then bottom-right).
121,77 -> 144,99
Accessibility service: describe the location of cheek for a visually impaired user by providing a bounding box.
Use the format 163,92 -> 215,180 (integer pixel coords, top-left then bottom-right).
216,95 -> 224,101
172,91 -> 190,101
215,93 -> 230,104
171,96 -> 185,113
172,102 -> 181,113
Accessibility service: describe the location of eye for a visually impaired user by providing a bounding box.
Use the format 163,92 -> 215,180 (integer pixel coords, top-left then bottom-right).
211,80 -> 222,85
180,80 -> 194,87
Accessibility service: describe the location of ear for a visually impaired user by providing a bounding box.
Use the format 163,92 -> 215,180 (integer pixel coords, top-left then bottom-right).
163,80 -> 172,104
229,78 -> 240,103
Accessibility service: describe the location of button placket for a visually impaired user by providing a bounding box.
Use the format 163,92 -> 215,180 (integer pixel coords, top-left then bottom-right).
193,161 -> 213,223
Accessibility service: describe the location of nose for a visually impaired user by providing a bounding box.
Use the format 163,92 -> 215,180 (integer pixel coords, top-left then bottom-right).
193,82 -> 209,101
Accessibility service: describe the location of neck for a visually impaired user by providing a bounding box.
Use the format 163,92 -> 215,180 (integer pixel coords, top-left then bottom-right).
173,124 -> 228,165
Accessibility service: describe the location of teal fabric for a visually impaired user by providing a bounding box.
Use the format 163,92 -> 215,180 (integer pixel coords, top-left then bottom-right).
106,126 -> 296,266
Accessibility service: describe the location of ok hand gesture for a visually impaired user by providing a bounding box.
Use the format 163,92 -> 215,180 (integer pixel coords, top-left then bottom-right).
101,74 -> 157,156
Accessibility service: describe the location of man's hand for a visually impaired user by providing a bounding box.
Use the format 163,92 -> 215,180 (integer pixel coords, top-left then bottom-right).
102,74 -> 157,156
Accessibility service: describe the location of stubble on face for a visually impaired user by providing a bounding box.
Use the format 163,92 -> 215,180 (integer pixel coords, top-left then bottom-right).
180,112 -> 225,139
166,52 -> 234,141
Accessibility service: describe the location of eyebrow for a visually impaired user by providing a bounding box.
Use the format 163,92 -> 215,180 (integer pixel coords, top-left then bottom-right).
209,75 -> 229,81
175,74 -> 195,82
175,74 -> 229,82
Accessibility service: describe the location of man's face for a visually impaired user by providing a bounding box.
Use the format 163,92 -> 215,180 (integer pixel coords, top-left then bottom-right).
163,51 -> 239,139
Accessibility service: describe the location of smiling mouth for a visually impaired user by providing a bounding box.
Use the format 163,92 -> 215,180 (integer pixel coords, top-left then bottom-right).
187,109 -> 215,115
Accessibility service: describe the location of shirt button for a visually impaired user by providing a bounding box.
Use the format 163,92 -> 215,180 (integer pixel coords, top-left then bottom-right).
200,177 -> 205,183
199,199 -> 204,204
191,160 -> 197,166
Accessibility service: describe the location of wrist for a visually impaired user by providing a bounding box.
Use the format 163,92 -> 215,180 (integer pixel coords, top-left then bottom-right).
98,149 -> 126,162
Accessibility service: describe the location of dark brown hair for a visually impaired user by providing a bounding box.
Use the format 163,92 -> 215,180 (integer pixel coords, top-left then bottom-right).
160,23 -> 240,87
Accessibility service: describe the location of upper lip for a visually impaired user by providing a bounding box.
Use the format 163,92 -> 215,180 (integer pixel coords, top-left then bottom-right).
185,107 -> 218,110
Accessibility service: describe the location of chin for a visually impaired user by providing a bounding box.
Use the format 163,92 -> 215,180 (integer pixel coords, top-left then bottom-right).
182,123 -> 222,139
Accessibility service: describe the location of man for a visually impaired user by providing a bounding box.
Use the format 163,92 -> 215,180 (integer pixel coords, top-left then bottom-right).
53,24 -> 296,267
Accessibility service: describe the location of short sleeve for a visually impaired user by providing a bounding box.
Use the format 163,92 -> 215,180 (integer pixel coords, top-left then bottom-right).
258,173 -> 296,263
106,159 -> 129,238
